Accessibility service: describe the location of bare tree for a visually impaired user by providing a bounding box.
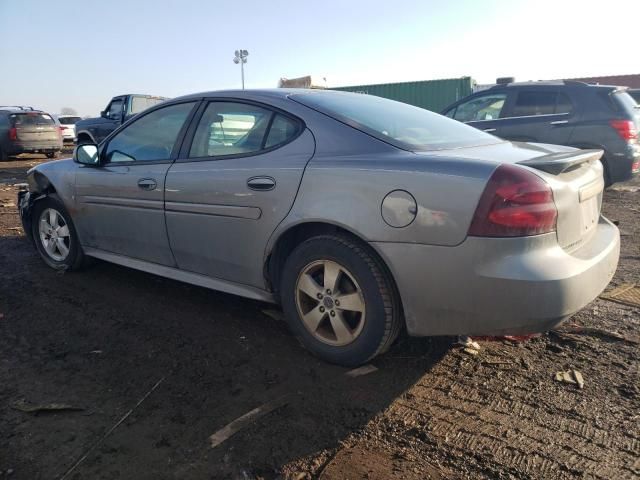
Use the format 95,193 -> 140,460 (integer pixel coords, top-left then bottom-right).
60,107 -> 77,115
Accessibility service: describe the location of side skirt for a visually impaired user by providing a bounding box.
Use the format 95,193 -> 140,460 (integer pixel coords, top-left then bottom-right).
83,247 -> 275,303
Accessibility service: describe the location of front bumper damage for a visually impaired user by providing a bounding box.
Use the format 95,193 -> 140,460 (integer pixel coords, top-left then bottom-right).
17,189 -> 41,243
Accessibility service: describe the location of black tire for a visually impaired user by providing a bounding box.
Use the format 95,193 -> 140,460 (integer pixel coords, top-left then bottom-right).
0,147 -> 8,161
31,194 -> 86,271
601,157 -> 613,188
280,234 -> 402,366
45,152 -> 58,159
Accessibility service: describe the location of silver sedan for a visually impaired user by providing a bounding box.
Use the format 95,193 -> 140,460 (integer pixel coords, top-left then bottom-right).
18,90 -> 620,365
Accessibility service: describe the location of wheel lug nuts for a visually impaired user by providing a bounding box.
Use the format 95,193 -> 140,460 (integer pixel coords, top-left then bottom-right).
330,310 -> 336,316
319,306 -> 325,313
326,289 -> 332,295
317,293 -> 323,299
335,300 -> 340,306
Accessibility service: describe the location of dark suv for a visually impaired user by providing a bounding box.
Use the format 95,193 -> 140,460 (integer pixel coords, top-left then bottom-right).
0,106 -> 63,160
442,81 -> 640,185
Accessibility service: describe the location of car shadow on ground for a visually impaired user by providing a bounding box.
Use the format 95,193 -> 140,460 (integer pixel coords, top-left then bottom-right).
0,234 -> 450,479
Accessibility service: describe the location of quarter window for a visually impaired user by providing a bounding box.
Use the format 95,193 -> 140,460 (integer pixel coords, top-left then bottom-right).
453,93 -> 507,122
265,114 -> 300,148
104,102 -> 195,163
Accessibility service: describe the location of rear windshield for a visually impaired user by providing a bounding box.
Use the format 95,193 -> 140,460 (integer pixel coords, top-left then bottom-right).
610,90 -> 640,114
129,96 -> 166,115
291,91 -> 501,151
58,116 -> 81,125
10,113 -> 55,126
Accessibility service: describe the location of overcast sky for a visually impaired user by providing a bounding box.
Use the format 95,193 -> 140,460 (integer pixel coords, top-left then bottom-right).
1,0 -> 638,116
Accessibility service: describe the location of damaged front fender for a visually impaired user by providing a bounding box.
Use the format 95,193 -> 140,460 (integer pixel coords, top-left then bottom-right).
17,189 -> 46,244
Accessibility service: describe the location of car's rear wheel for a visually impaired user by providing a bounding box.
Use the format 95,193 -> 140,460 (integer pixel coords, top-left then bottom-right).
45,152 -> 57,159
280,234 -> 401,366
31,195 -> 86,271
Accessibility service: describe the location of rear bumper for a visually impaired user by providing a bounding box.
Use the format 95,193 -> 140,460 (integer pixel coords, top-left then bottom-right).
373,217 -> 620,337
7,142 -> 62,154
607,145 -> 640,183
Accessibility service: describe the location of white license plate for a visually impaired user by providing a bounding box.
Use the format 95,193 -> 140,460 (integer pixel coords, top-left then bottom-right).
580,196 -> 599,234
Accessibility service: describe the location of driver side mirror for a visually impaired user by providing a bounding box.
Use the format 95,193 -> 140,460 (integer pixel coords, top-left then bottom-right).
100,110 -> 108,119
74,144 -> 100,166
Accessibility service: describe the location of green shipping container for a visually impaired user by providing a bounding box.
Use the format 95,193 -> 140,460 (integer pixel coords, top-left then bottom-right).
333,77 -> 475,112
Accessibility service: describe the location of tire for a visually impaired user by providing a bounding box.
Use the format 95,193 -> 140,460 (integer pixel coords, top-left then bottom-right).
600,157 -> 613,188
45,152 -> 58,159
0,148 -> 7,161
77,135 -> 92,146
31,194 -> 86,271
280,234 -> 402,366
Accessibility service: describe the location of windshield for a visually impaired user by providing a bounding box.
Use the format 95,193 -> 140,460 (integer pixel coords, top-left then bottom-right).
10,113 -> 55,126
58,116 -> 81,125
291,91 -> 501,151
129,96 -> 167,115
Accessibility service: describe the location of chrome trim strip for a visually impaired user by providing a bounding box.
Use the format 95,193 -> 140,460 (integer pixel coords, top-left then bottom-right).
80,195 -> 163,210
165,201 -> 262,220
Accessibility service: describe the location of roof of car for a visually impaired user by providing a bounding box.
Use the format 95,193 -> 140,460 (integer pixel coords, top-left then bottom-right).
173,88 -> 352,102
488,80 -> 623,90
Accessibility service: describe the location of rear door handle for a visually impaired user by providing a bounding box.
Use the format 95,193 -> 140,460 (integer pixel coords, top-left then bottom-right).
137,178 -> 157,191
550,120 -> 569,125
247,176 -> 276,191
483,128 -> 497,133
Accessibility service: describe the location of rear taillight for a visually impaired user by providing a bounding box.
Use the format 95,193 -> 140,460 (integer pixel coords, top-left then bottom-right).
468,164 -> 557,237
8,127 -> 17,141
58,126 -> 65,136
610,119 -> 638,141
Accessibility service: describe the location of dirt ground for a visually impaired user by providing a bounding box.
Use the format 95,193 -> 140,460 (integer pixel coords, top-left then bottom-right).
0,153 -> 638,480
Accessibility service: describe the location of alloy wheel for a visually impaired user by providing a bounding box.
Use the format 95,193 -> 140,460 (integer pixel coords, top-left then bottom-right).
294,260 -> 366,346
38,208 -> 71,262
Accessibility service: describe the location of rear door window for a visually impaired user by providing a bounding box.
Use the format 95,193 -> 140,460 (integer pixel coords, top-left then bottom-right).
189,102 -> 275,158
510,91 -> 573,117
452,93 -> 507,122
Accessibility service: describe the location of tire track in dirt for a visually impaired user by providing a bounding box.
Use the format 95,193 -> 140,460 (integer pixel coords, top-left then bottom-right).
381,362 -> 640,480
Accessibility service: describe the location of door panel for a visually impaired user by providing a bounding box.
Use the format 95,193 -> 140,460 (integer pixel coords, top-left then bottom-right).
73,101 -> 198,265
165,128 -> 315,288
74,163 -> 175,265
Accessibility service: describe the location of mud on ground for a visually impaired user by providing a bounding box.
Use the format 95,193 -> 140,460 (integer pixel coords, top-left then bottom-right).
0,155 -> 638,479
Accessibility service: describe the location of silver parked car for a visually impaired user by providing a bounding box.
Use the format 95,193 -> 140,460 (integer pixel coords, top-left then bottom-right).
18,90 -> 620,366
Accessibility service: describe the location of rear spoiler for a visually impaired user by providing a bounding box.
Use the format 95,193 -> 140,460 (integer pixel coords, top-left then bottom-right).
517,149 -> 603,175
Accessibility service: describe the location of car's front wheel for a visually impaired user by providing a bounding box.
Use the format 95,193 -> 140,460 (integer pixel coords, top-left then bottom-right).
280,234 -> 402,366
31,195 -> 86,271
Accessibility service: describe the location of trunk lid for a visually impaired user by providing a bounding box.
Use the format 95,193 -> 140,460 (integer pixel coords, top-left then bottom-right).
518,148 -> 604,252
430,141 -> 605,251
11,112 -> 60,144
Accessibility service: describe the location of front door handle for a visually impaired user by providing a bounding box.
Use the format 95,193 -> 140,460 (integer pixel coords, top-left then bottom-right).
137,178 -> 157,191
550,120 -> 569,125
247,176 -> 276,191
483,128 -> 497,133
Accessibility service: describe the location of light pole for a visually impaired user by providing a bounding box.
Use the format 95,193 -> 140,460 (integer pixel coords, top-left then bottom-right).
233,49 -> 249,89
